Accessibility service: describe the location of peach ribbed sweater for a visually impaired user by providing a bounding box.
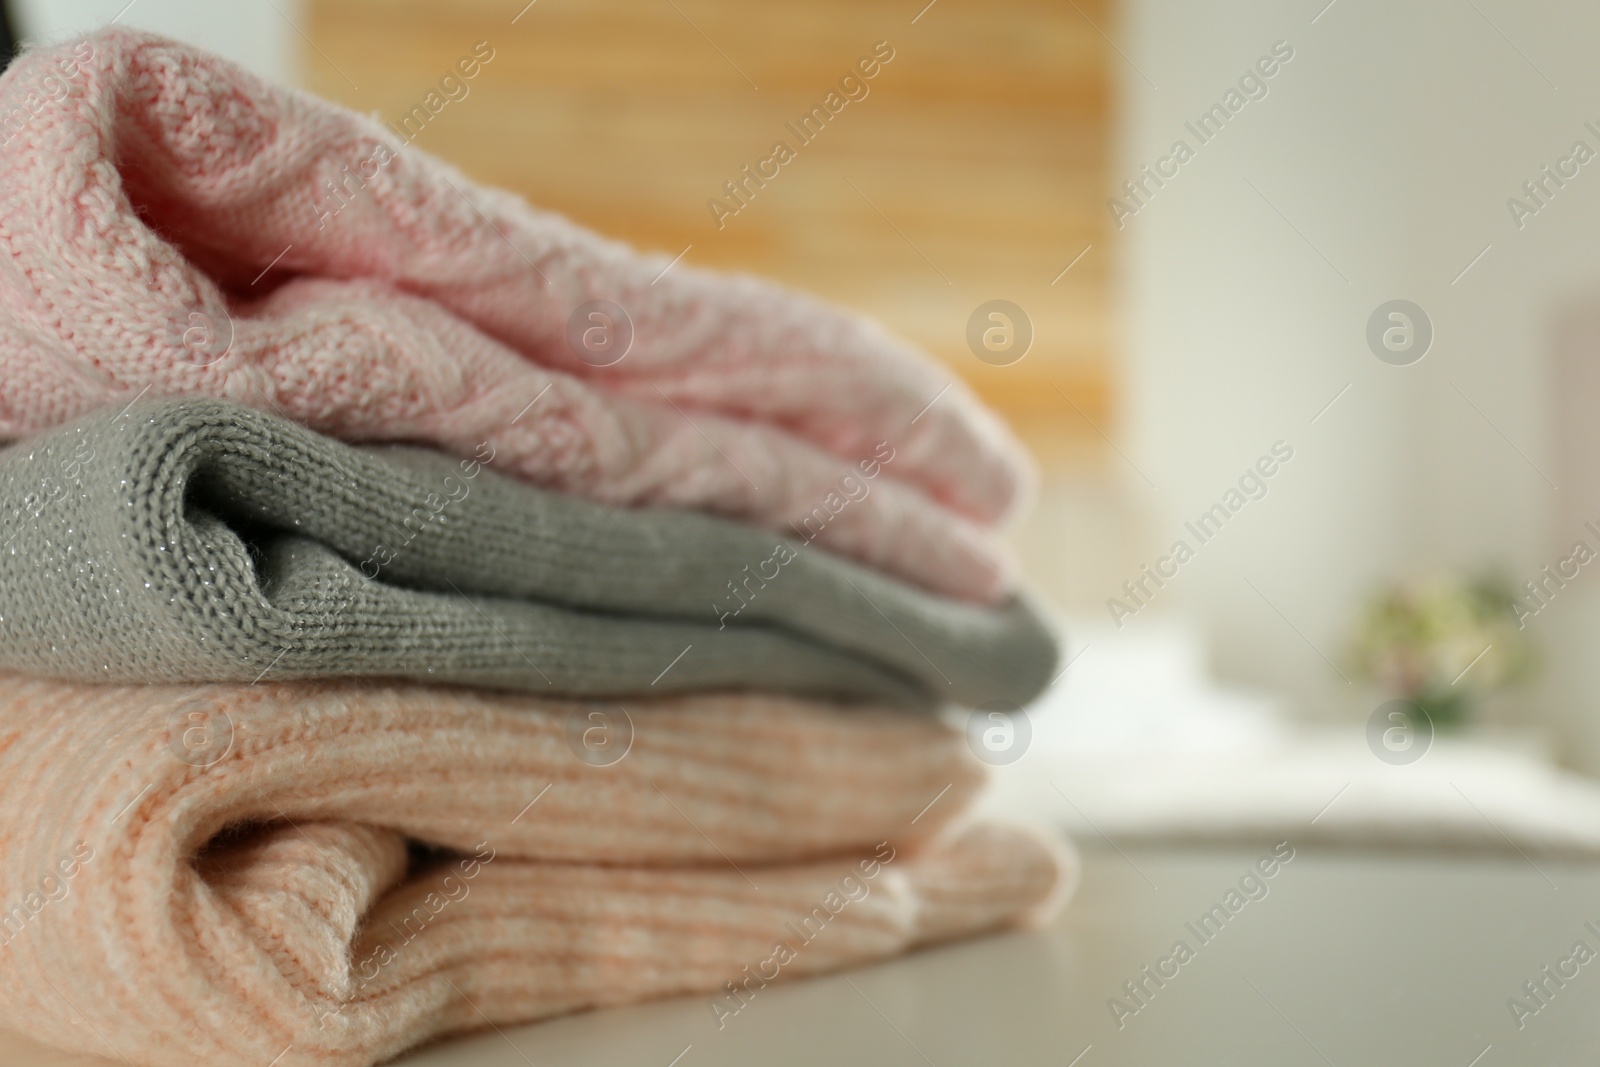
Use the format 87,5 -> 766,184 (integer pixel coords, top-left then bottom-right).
0,29 -> 1031,602
0,675 -> 1071,1067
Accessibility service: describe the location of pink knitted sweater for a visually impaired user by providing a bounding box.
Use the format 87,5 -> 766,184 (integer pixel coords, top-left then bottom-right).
0,30 -> 1031,602
0,675 -> 1071,1066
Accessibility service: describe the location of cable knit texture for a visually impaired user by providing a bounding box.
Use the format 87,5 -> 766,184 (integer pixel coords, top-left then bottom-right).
0,674 -> 1073,1067
0,28 -> 1034,603
0,398 -> 1057,706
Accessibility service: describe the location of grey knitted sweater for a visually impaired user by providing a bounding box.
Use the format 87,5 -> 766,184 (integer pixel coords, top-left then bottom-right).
0,400 -> 1057,707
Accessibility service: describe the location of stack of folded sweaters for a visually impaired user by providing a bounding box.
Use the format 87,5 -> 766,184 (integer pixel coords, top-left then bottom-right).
0,29 -> 1071,1067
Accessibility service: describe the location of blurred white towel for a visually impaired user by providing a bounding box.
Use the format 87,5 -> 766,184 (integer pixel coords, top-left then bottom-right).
982,616 -> 1600,856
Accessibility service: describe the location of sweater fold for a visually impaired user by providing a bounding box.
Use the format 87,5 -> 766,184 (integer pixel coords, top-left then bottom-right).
0,675 -> 1073,1067
0,27 -> 1035,603
0,397 -> 1058,706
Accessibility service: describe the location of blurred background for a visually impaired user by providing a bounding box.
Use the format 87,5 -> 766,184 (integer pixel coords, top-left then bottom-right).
16,0 -> 1600,780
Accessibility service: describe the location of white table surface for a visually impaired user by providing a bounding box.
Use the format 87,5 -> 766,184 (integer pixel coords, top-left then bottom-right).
5,843 -> 1597,1066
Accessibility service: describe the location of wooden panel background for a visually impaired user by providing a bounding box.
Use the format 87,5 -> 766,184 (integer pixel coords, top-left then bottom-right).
302,0 -> 1113,457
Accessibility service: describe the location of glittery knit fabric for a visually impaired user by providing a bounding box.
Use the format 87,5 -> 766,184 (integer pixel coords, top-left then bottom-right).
0,398 -> 1058,707
0,28 -> 1032,604
0,674 -> 1074,1067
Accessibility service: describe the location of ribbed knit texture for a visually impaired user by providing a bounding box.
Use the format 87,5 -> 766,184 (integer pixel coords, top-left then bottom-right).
0,398 -> 1057,706
0,674 -> 1073,1067
0,28 -> 1034,604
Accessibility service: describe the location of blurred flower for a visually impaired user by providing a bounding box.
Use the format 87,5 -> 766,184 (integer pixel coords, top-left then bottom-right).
1346,569 -> 1535,727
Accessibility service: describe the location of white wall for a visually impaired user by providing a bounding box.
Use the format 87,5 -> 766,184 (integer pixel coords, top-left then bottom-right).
1118,0 -> 1600,743
1119,0 -> 1420,722
11,0 -> 299,83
